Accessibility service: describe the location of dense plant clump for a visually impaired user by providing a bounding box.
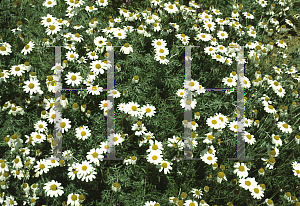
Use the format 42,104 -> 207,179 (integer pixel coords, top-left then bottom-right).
0,0 -> 300,205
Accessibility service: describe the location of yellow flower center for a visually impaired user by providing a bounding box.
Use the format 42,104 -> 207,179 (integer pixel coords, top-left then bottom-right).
28,83 -> 35,89
239,166 -> 245,171
71,195 -> 77,201
92,152 -> 98,158
152,145 -> 158,150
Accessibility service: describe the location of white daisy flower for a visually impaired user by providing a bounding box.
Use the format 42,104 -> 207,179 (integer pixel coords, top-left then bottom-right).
239,177 -> 258,191
43,180 -> 64,198
32,132 -> 46,144
201,152 -> 217,165
176,89 -> 187,98
127,102 -> 141,117
85,5 -> 98,12
164,2 -> 179,14
248,29 -> 257,38
276,40 -> 287,48
132,121 -> 147,136
151,39 -> 167,48
259,0 -> 268,7
264,104 -> 277,114
206,116 -> 223,129
215,113 -> 229,126
77,160 -> 95,179
204,46 -> 217,55
154,47 -> 169,56
99,99 -> 113,111
110,133 -> 125,146
270,18 -> 279,25
216,44 -> 228,54
45,24 -> 61,35
154,55 -> 169,64
277,121 -> 292,133
71,33 -> 83,42
87,85 -> 103,95
222,77 -> 236,87
107,89 -> 121,99
224,57 -> 233,66
0,42 -> 12,55
196,32 -> 212,42
73,24 -> 84,30
285,19 -> 294,27
159,160 -> 173,174
217,30 -> 228,40
67,162 -> 81,180
180,98 -> 197,110
140,104 -> 156,118
12,155 -> 23,170
0,69 -> 10,82
184,200 -> 198,206
75,126 -> 92,141
274,85 -> 286,98
147,139 -> 164,154
244,131 -> 256,145
40,14 -> 57,27
212,54 -> 226,63
250,185 -> 264,200
233,162 -> 250,178
23,78 -> 41,95
43,0 -> 57,7
147,151 -> 163,165
203,20 -> 216,32
96,0 -> 108,7
10,64 -> 26,77
292,162 -> 300,178
21,41 -> 35,55
46,157 -> 60,169
4,196 -> 17,206
60,118 -> 72,134
90,60 -> 107,75
65,72 -> 83,87
34,120 -> 48,133
260,95 -> 272,106
228,121 -> 240,133
184,79 -> 200,91
65,50 -> 79,62
243,12 -> 254,19
113,28 -> 127,39
34,159 -> 51,176
190,188 -> 203,199
120,43 -> 133,54
99,141 -> 112,154
94,36 -> 107,48
67,193 -> 81,206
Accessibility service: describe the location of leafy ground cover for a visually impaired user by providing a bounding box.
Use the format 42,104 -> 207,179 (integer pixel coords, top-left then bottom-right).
0,0 -> 300,205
